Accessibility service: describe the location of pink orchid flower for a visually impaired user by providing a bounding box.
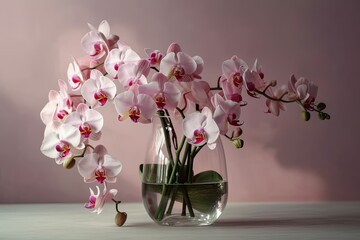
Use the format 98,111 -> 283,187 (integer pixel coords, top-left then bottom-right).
139,72 -> 181,110
114,88 -> 157,123
178,80 -> 212,109
64,103 -> 103,140
265,85 -> 288,116
183,107 -> 220,150
81,70 -> 117,107
288,75 -> 318,107
88,20 -> 119,49
77,145 -> 122,184
81,20 -> 120,61
221,55 -> 249,89
145,48 -> 163,67
220,78 -> 243,103
160,50 -> 197,82
212,93 -> 242,135
243,59 -> 266,92
85,186 -> 118,214
40,79 -> 73,125
67,58 -> 84,91
117,60 -> 150,89
105,42 -> 141,79
81,30 -> 109,60
40,123 -> 84,164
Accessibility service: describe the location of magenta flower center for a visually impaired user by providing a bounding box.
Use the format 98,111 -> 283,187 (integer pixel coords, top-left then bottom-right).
94,90 -> 108,106
129,106 -> 141,123
55,141 -> 71,158
230,93 -> 242,103
193,128 -> 206,145
79,123 -> 92,138
227,113 -> 240,126
57,109 -> 69,120
95,169 -> 106,183
173,65 -> 185,81
72,74 -> 81,84
231,72 -> 243,87
155,93 -> 166,109
91,42 -> 102,56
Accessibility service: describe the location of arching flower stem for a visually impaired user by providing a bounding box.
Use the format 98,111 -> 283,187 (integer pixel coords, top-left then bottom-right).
71,144 -> 95,159
255,88 -> 297,103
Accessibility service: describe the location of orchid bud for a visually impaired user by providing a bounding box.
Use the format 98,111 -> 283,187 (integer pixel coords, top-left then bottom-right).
301,111 -> 311,121
317,102 -> 326,111
318,112 -> 327,120
231,127 -> 243,139
166,42 -> 182,54
63,157 -> 76,169
232,139 -> 244,149
115,212 -> 127,227
270,80 -> 277,87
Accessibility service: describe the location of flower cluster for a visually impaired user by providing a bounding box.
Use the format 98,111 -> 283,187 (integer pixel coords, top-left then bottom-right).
40,20 -> 330,214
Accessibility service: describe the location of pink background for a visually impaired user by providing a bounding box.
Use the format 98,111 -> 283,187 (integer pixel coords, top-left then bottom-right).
1,0 -> 359,203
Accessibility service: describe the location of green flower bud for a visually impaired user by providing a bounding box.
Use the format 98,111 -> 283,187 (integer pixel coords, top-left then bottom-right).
318,112 -> 326,120
317,102 -> 326,111
63,158 -> 76,169
301,111 -> 311,121
232,139 -> 244,148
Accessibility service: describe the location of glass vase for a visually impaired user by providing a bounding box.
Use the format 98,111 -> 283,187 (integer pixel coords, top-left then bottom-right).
141,110 -> 228,226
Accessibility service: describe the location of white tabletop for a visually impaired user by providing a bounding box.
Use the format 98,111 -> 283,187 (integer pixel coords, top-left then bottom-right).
1,202 -> 359,240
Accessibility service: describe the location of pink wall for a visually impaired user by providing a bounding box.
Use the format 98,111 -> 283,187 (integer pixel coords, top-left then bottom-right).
1,0 -> 359,203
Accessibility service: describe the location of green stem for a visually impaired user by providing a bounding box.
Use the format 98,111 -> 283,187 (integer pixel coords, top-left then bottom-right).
158,110 -> 175,167
82,62 -> 104,71
254,89 -> 296,103
182,186 -> 195,217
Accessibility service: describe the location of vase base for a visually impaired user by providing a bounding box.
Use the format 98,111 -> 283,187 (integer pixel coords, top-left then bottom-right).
155,213 -> 220,226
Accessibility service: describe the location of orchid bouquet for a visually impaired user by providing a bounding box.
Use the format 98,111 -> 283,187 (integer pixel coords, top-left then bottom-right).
40,20 -> 330,223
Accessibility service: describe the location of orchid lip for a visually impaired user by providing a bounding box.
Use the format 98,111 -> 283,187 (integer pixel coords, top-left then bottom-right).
129,106 -> 141,123
193,128 -> 206,145
55,141 -> 71,158
94,90 -> 108,106
232,72 -> 243,87
173,65 -> 185,81
79,124 -> 92,138
95,169 -> 106,183
72,75 -> 81,84
90,42 -> 102,56
57,109 -> 69,120
155,93 -> 166,109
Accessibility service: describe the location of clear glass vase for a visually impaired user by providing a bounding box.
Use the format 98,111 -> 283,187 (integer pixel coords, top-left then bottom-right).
141,110 -> 228,226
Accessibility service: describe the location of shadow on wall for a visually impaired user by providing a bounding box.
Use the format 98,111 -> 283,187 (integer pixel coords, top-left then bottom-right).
0,91 -> 138,203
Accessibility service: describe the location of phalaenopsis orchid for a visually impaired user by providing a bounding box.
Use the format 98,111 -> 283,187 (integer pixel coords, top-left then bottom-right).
40,20 -> 330,225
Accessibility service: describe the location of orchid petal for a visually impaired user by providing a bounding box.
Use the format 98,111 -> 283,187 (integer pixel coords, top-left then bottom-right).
177,52 -> 197,74
85,109 -> 104,132
114,91 -> 135,117
103,155 -> 122,178
160,52 -> 177,77
78,153 -> 99,182
137,94 -> 157,123
81,79 -> 98,106
40,101 -> 57,125
98,20 -> 110,38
